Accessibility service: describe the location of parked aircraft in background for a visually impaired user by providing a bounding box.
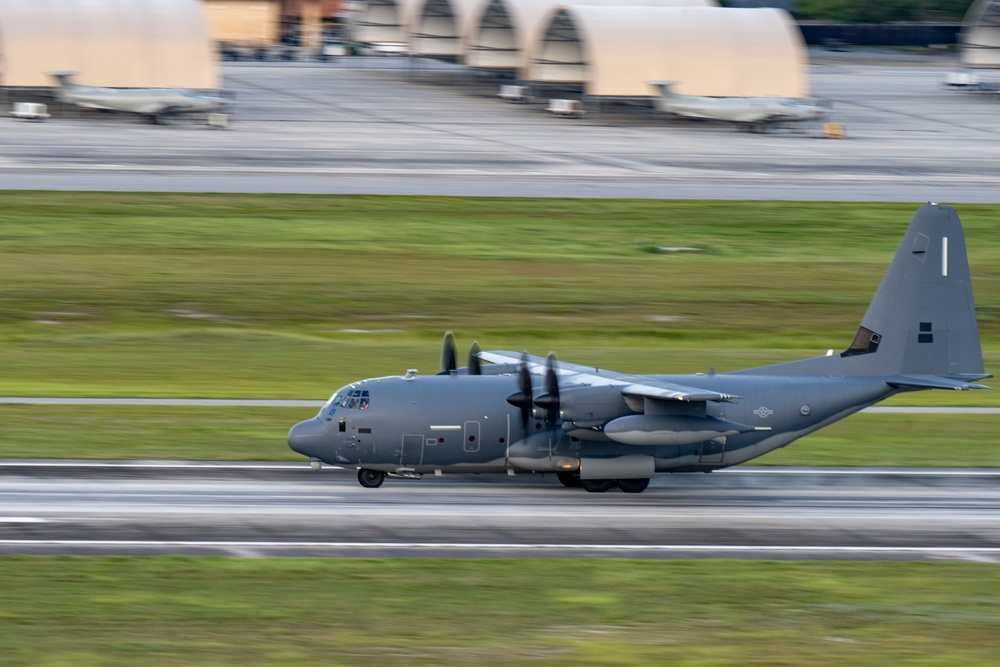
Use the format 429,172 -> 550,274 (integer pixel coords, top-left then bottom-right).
648,80 -> 830,132
289,204 -> 989,493
49,72 -> 233,124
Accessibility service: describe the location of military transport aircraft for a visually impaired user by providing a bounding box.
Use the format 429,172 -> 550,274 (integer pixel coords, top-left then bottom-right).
289,204 -> 989,493
648,80 -> 830,132
49,72 -> 233,125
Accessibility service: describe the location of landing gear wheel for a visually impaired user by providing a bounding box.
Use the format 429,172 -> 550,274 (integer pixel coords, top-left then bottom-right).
580,478 -> 615,493
357,469 -> 386,488
618,478 -> 651,494
557,471 -> 582,488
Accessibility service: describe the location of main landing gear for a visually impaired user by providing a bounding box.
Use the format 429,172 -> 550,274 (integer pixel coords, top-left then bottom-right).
357,469 -> 386,488
557,473 -> 651,494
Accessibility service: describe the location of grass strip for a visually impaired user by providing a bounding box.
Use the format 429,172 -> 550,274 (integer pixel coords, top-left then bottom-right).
1,405 -> 996,466
1,557 -> 998,666
0,193 -> 997,400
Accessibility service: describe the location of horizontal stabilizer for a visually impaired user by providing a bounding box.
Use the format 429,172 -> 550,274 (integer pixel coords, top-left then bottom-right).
886,375 -> 991,391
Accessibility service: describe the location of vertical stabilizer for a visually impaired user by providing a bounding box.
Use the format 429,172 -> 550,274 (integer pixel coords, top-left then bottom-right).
647,80 -> 679,113
47,71 -> 78,103
840,203 -> 985,377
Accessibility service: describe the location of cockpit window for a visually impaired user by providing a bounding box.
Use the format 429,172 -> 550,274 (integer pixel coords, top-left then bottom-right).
330,389 -> 370,410
321,388 -> 370,418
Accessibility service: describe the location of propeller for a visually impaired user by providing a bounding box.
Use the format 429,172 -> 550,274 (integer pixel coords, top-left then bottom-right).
505,352 -> 533,431
439,331 -> 457,374
467,341 -> 482,376
533,353 -> 561,425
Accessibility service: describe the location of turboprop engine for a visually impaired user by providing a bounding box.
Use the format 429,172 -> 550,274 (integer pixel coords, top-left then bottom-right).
557,384 -> 634,426
603,414 -> 757,446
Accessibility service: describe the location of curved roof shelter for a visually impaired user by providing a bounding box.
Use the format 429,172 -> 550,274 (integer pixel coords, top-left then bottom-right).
0,0 -> 217,89
961,0 -> 1000,67
409,0 -> 481,57
531,6 -> 807,98
203,1 -> 280,44
355,0 -> 420,45
465,0 -> 714,71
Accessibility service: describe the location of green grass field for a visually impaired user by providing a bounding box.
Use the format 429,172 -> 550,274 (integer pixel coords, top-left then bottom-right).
1,193 -> 997,399
1,193 -> 997,464
3,195 -> 997,664
1,557 -> 997,666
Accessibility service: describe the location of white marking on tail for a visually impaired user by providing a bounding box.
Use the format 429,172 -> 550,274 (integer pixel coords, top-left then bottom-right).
942,237 -> 949,276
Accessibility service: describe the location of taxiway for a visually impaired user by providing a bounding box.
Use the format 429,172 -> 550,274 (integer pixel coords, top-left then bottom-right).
2,55 -> 999,201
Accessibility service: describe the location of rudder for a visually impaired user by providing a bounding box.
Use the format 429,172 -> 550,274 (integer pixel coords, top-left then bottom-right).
841,203 -> 985,377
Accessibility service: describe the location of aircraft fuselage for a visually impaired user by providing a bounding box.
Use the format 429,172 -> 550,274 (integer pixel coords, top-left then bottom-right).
289,371 -> 893,476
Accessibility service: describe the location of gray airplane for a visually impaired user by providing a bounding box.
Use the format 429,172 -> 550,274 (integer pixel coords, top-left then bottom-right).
648,80 -> 830,132
49,72 -> 233,124
289,204 -> 989,493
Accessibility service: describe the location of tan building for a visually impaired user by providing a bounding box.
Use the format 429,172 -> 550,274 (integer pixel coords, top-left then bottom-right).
467,0 -> 715,72
354,0 -> 421,46
0,0 -> 217,88
203,0 -> 342,47
531,5 -> 808,98
204,1 -> 282,43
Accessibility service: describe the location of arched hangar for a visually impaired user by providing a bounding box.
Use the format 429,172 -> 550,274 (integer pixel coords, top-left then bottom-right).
531,5 -> 808,98
409,0 -> 481,59
961,0 -> 1000,67
465,0 -> 715,72
354,0 -> 420,46
0,0 -> 217,88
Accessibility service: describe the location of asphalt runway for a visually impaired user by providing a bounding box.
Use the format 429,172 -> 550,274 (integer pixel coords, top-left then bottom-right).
3,463 -> 999,561
2,54 -> 999,201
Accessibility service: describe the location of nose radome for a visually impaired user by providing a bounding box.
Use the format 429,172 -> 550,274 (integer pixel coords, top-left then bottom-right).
288,417 -> 330,458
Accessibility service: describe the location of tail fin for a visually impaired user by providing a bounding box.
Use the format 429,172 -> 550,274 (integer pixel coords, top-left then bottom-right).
842,203 -> 985,378
647,80 -> 679,113
743,204 -> 988,383
47,71 -> 77,102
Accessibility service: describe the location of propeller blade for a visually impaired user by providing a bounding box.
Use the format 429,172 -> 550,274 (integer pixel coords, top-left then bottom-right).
467,341 -> 482,375
533,352 -> 561,425
505,352 -> 533,432
439,331 -> 457,374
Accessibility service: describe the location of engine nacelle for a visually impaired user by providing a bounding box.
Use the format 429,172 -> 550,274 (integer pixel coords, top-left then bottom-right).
558,385 -> 633,424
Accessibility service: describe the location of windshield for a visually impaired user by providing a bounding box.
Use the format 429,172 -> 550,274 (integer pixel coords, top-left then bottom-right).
320,387 -> 370,417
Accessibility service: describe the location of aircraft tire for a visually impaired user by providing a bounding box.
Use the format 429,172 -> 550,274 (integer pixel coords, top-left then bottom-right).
580,478 -> 615,493
357,469 -> 386,488
557,472 -> 582,488
618,478 -> 651,494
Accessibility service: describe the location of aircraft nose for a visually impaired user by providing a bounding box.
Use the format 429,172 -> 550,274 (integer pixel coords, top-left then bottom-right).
288,417 -> 330,458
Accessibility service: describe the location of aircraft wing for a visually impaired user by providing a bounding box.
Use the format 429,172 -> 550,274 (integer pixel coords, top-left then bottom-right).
479,350 -> 738,402
478,350 -> 630,379
620,381 -> 739,403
